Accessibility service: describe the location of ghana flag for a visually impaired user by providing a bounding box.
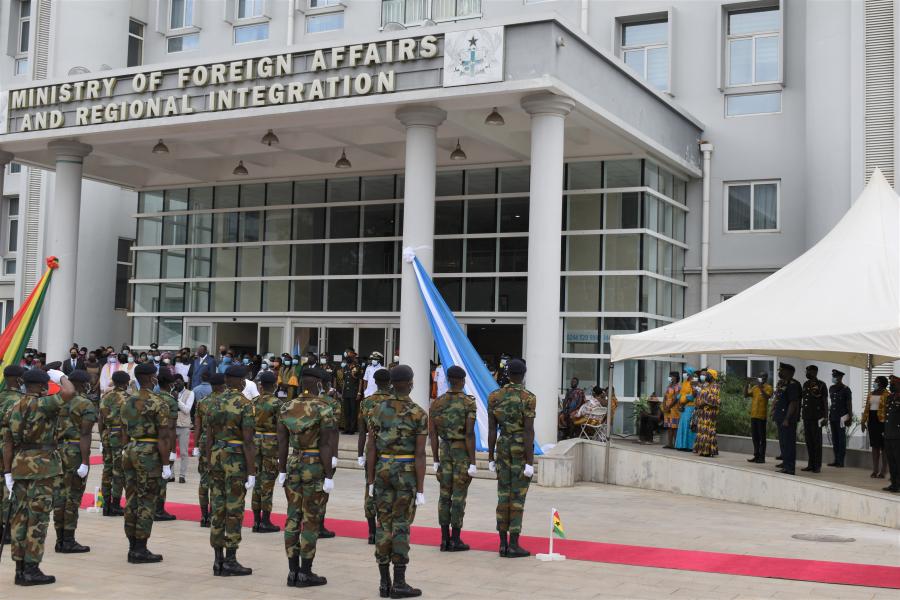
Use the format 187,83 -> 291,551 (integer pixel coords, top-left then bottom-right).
0,256 -> 59,387
552,509 -> 566,539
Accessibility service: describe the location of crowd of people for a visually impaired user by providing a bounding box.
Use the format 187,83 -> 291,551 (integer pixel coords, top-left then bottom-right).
1,342 -> 539,597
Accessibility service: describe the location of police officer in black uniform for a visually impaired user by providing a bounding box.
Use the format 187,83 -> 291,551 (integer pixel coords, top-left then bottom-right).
773,363 -> 801,475
827,369 -> 852,467
800,365 -> 828,473
341,349 -> 363,434
880,376 -> 900,492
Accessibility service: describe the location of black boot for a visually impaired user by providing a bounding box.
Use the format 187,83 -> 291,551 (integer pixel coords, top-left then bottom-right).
296,557 -> 327,587
2,524 -> 10,544
318,523 -> 336,538
109,497 -> 124,516
439,524 -> 450,551
287,555 -> 300,587
199,504 -> 210,528
17,563 -> 55,586
506,533 -> 530,558
378,564 -> 392,598
58,529 -> 90,554
213,547 -> 224,576
14,560 -> 24,585
448,526 -> 469,552
154,498 -> 176,521
252,509 -> 262,532
258,511 -> 280,533
102,496 -> 110,516
126,535 -> 135,563
220,547 -> 252,576
498,531 -> 508,557
390,565 -> 421,598
367,518 -> 377,545
130,538 -> 163,564
54,527 -> 64,553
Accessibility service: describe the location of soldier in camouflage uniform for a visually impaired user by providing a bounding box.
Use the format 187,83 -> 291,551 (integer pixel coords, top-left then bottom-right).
358,368 -> 391,544
121,362 -> 172,564
365,364 -> 427,599
316,370 -> 341,539
251,370 -> 281,533
429,365 -> 477,552
205,364 -> 256,576
277,367 -> 335,588
99,370 -> 130,517
487,358 -> 535,559
3,367 -> 75,586
52,370 -> 96,554
195,371 -> 223,527
0,365 -> 24,545
154,371 -> 178,521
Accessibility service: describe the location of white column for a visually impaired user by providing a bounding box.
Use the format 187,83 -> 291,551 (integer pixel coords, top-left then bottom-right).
43,140 -> 91,362
521,92 -> 575,447
0,151 -> 13,199
397,105 -> 446,409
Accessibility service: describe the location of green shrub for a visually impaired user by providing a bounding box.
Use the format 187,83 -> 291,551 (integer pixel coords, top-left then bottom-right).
716,374 -> 778,439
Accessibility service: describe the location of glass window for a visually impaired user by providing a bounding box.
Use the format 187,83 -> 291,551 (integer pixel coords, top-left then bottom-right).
213,247 -> 236,277
264,245 -> 290,276
499,197 -> 528,232
604,160 -> 641,188
362,242 -> 396,274
565,276 -> 600,311
567,161 -> 602,190
465,169 -> 496,195
292,245 -> 324,275
329,205 -> 360,238
465,279 -> 494,311
327,279 -> 358,311
189,282 -> 210,311
606,193 -> 640,229
132,317 -> 155,347
135,250 -> 161,279
435,201 -> 464,234
363,204 -> 396,237
134,283 -> 160,312
17,1 -> 31,57
293,207 -> 326,239
263,281 -> 290,312
214,213 -> 239,243
498,237 -> 527,272
266,182 -> 292,205
605,235 -> 640,270
434,239 -> 463,273
727,181 -> 778,231
498,278 -> 526,312
137,217 -> 162,246
167,33 -> 199,53
566,235 -> 601,271
189,187 -> 213,210
211,282 -> 235,312
603,276 -> 639,311
215,185 -> 239,209
466,238 -> 496,272
162,249 -> 186,278
466,199 -> 496,234
435,278 -> 462,311
498,166 -> 530,193
726,91 -> 781,116
362,175 -> 395,200
436,171 -> 463,196
190,248 -> 211,277
140,191 -> 163,213
563,317 -> 601,354
566,194 -> 602,230
432,0 -> 481,19
292,280 -> 324,311
237,281 -> 261,311
622,19 -> 669,91
307,12 -> 344,33
239,211 -> 262,242
265,210 -> 291,240
361,279 -> 394,311
727,6 -> 780,86
234,22 -> 268,44
161,283 -> 185,312
162,214 -> 187,245
328,243 -> 359,275
170,0 -> 194,28
128,19 -> 144,67
238,247 -> 262,276
239,0 -> 265,17
295,180 -> 326,204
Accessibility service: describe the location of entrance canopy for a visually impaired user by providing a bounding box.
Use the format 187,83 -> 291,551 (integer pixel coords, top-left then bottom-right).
611,169 -> 900,369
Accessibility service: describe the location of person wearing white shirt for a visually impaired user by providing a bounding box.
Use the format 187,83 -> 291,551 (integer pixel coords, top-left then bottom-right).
362,351 -> 384,398
243,378 -> 260,401
434,363 -> 449,398
175,381 -> 195,483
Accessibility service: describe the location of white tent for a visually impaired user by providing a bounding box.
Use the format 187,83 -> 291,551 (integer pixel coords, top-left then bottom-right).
610,169 -> 900,369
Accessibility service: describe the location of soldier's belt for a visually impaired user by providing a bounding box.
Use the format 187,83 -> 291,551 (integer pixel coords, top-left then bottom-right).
255,432 -> 277,438
214,439 -> 244,447
61,439 -> 82,446
291,448 -> 320,456
134,438 -> 159,443
107,426 -> 122,432
16,443 -> 56,451
379,454 -> 415,462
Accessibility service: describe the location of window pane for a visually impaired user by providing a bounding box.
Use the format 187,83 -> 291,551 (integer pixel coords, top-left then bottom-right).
162,214 -> 187,245
566,276 -> 600,311
19,20 -> 30,53
436,171 -> 463,196
498,237 -> 527,272
727,185 -> 751,231
140,191 -> 163,213
327,280 -> 358,311
190,248 -> 211,277
434,239 -> 463,273
329,206 -> 360,238
466,199 -> 496,233
292,280 -> 323,311
750,360 -> 775,379
162,249 -> 185,278
563,317 -> 600,354
646,46 -> 668,90
363,204 -> 396,237
240,183 -> 265,207
263,281 -> 290,312
215,185 -> 239,209
132,317 -> 155,347
129,19 -> 143,36
464,279 -> 494,311
435,201 -> 464,234
134,283 -> 160,312
567,194 -> 602,230
604,160 -> 641,187
127,35 -> 142,67
115,264 -> 130,309
292,245 -> 324,275
603,276 -> 639,311
166,189 -> 188,211
328,243 -> 359,275
435,278 -> 462,311
238,247 -> 261,276
171,0 -> 185,28
465,169 -> 496,194
135,250 -> 160,278
728,38 -> 752,86
500,197 -> 528,232
361,279 -> 394,311
623,20 -> 667,45
8,218 -> 17,252
753,183 -> 778,230
624,50 -> 645,77
307,12 -> 344,33
362,241 -> 395,274
726,91 -> 781,116
234,22 -> 268,44
606,193 -> 640,228
567,235 -> 601,271
267,181 -> 292,205
466,238 -> 496,272
362,175 -> 395,200
161,283 -> 185,312
729,7 -> 779,35
498,277 -> 526,311
293,207 -> 326,239
567,161 -> 602,190
167,33 -> 198,53
214,213 -> 239,243
189,284 -> 210,312
213,247 -> 236,277
294,180 -> 326,204
265,210 -> 291,240
236,281 -> 261,311
264,245 -> 290,276
755,35 -> 779,82
725,359 -> 749,379
211,282 -> 235,311
189,187 -> 213,210
137,217 -> 162,245
498,166 -> 530,193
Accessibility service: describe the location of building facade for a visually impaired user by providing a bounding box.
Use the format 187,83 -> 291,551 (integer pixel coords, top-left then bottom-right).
1,0 -> 897,443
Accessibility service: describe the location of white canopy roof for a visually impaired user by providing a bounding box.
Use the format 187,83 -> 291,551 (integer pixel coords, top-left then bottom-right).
611,169 -> 900,369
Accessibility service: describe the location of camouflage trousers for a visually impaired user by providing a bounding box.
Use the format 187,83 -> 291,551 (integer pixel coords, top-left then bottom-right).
283,455 -> 326,559
9,477 -> 55,563
53,444 -> 87,532
123,441 -> 162,541
252,435 -> 278,512
495,435 -> 530,534
209,445 -> 248,549
364,479 -> 377,520
1,476 -> 11,528
101,432 -> 124,505
374,460 -> 418,566
198,437 -> 209,507
437,441 -> 472,528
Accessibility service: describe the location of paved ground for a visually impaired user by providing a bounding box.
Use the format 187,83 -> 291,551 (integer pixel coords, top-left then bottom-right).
2,446 -> 898,600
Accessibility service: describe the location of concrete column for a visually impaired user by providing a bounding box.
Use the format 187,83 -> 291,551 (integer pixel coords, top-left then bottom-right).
44,140 -> 91,362
396,105 -> 446,409
521,92 -> 575,447
0,151 -> 13,198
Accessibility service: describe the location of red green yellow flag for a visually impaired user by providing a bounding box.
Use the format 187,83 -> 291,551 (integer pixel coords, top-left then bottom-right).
552,509 -> 566,539
0,256 -> 59,380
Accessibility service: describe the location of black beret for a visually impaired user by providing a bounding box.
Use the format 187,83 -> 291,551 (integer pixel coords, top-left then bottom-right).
134,363 -> 156,376
225,365 -> 248,378
447,365 -> 466,379
157,370 -> 177,385
507,359 -> 527,375
209,373 -> 225,386
390,364 -> 414,383
832,369 -> 845,377
68,369 -> 90,383
111,371 -> 131,385
780,363 -> 795,373
300,367 -> 325,380
374,368 -> 390,383
23,369 -> 50,384
44,361 -> 62,371
806,365 -> 818,372
258,371 -> 277,384
3,365 -> 24,377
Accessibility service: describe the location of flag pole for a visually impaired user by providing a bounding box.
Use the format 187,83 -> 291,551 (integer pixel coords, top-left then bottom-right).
549,506 -> 554,557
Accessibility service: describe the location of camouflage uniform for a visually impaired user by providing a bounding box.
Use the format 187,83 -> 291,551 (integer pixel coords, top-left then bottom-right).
281,392 -> 335,559
100,388 -> 128,508
121,390 -> 169,541
0,388 -> 23,528
52,393 -> 97,533
318,390 -> 342,526
5,392 -> 65,564
195,392 -> 215,510
488,383 -> 536,534
207,388 -> 254,549
251,391 -> 282,513
157,390 -> 178,511
430,390 -> 476,528
359,388 -> 392,521
370,393 -> 427,565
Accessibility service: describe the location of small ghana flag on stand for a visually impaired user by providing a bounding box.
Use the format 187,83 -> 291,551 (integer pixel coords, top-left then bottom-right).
552,509 -> 566,539
0,256 -> 59,390
537,508 -> 567,562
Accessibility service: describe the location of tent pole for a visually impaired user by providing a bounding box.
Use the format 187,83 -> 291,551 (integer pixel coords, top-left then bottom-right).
866,353 -> 873,409
604,361 -> 614,485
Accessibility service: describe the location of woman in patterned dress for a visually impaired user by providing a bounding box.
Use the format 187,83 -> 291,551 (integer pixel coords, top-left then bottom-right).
662,371 -> 681,449
693,368 -> 721,457
674,367 -> 698,451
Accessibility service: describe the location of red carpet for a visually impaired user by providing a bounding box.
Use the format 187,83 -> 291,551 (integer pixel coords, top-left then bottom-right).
78,493 -> 900,589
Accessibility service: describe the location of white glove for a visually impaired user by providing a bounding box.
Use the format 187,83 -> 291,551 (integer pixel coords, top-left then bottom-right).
818,418 -> 826,428
467,464 -> 477,477
76,463 -> 89,478
357,455 -> 366,467
323,478 -> 334,494
98,442 -> 103,454
277,472 -> 286,486
368,484 -> 374,497
47,369 -> 64,384
245,475 -> 256,490
4,473 -> 13,494
842,414 -> 850,425
415,492 -> 426,506
162,465 -> 172,479
523,464 -> 534,478
331,456 -> 338,469
433,461 -> 440,472
169,451 -> 177,462
192,447 -> 200,457
488,461 -> 496,473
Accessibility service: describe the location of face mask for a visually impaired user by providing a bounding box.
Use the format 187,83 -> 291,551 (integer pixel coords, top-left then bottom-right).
500,360 -> 507,368
393,356 -> 399,363
242,358 -> 250,365
127,356 -> 135,364
343,352 -> 348,358
682,373 -> 688,380
300,356 -> 308,365
699,375 -> 706,382
832,377 -> 838,384
154,356 -> 161,363
163,358 -> 170,365
223,357 -> 232,364
319,358 -> 326,365
757,377 -> 764,383
262,363 -> 269,370
108,356 -> 117,363
340,362 -> 346,368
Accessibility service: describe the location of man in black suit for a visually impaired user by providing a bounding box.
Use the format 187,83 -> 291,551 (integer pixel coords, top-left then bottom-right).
62,347 -> 86,375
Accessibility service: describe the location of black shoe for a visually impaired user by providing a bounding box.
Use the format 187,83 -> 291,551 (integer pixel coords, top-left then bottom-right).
258,511 -> 280,533
780,470 -> 795,475
368,518 -> 377,545
378,564 -> 392,598
775,463 -> 783,469
109,501 -> 124,517
827,462 -> 839,467
448,527 -> 469,552
747,457 -> 757,462
126,535 -> 135,563
58,530 -> 90,554
219,548 -> 252,576
498,531 -> 508,557
17,563 -> 55,586
178,476 -> 186,484
834,464 -> 844,468
439,524 -> 450,551
755,459 -> 766,464
506,533 -> 530,558
154,499 -> 176,521
812,469 -> 821,473
318,526 -> 336,539
14,560 -> 24,585
130,539 -> 163,564
295,557 -> 327,587
882,486 -> 900,492
801,466 -> 814,472
390,565 -> 421,598
776,455 -> 782,460
213,547 -> 224,576
287,555 -> 300,587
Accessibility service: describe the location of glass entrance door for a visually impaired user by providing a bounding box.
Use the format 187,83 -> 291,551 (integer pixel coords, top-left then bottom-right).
358,326 -> 388,362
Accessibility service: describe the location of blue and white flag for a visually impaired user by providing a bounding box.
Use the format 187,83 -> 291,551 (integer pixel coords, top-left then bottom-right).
406,250 -> 541,454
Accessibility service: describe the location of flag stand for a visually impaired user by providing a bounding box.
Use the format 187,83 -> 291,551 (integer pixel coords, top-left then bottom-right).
86,486 -> 101,513
536,507 -> 566,562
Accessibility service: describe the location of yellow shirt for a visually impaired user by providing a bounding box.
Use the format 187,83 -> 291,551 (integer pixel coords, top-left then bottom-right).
749,383 -> 773,419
